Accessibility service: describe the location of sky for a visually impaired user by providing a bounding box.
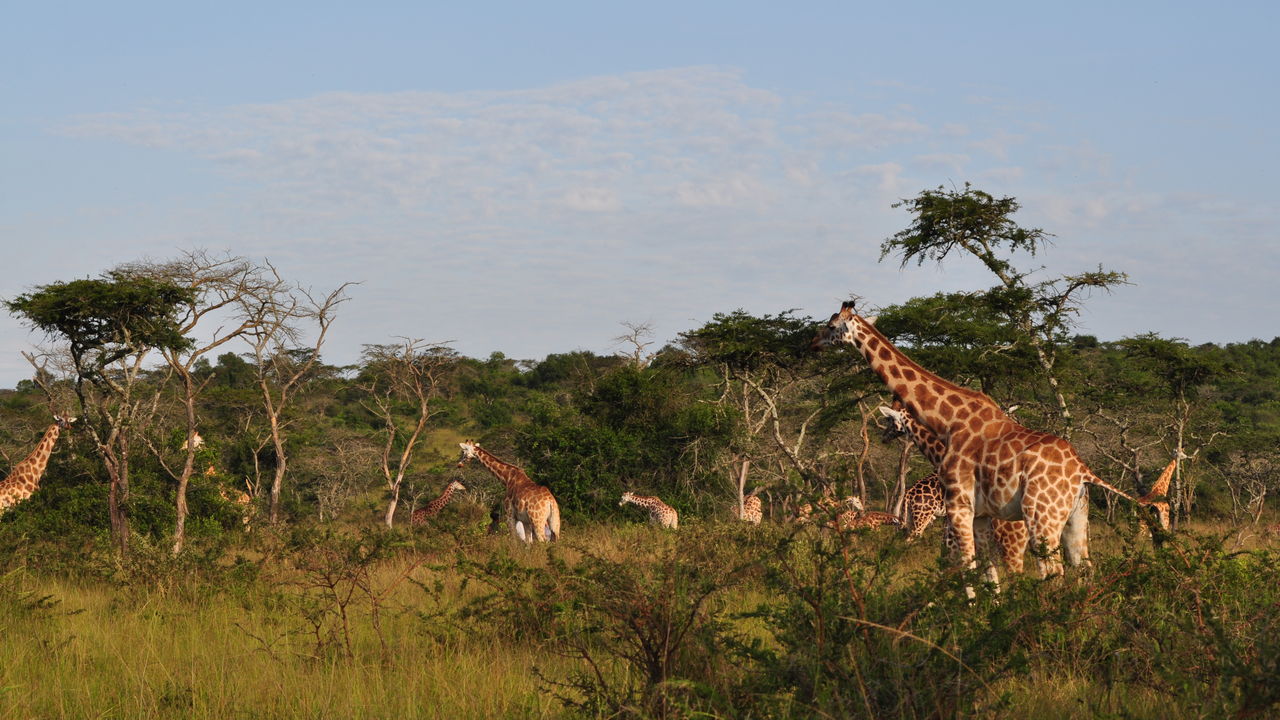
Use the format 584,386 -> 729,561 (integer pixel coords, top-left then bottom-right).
2,1 -> 1277,388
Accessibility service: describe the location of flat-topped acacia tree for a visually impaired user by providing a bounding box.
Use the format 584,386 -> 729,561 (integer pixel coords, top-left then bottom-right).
6,272 -> 194,554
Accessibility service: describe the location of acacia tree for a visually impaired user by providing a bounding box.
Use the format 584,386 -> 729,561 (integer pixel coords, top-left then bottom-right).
881,184 -> 1128,433
239,272 -> 350,523
359,340 -> 456,528
121,251 -> 294,553
1116,334 -> 1222,522
6,272 -> 194,554
679,310 -> 878,515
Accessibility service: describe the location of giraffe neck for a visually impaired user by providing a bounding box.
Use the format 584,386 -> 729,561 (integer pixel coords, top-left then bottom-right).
15,425 -> 61,484
625,495 -> 660,511
846,314 -> 1003,438
898,412 -> 947,467
435,484 -> 457,506
0,424 -> 62,502
471,447 -> 531,490
1145,455 -> 1180,499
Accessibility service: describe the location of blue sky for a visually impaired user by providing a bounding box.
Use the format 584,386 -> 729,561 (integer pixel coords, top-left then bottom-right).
2,1 -> 1277,388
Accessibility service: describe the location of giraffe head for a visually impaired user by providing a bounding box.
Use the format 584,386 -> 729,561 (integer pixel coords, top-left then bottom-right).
448,480 -> 466,492
54,415 -> 76,430
619,491 -> 635,506
878,404 -> 909,437
457,441 -> 479,467
810,301 -> 876,351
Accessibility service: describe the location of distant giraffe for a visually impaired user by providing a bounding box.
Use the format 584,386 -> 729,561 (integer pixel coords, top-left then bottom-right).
411,480 -> 466,526
219,479 -> 255,531
619,491 -> 679,529
835,510 -> 903,531
1139,449 -> 1187,532
0,415 -> 74,516
814,301 -> 1159,582
796,494 -> 863,524
457,441 -> 560,543
738,490 -> 763,525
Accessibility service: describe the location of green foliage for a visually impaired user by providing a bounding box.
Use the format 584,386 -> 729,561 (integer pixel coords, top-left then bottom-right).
883,183 -> 1051,279
678,308 -> 815,372
875,291 -> 1040,394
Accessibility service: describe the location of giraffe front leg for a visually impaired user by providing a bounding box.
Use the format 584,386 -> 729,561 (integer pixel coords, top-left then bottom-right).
973,516 -> 1002,592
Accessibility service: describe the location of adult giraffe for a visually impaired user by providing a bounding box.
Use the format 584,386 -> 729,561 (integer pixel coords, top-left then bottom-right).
0,415 -> 74,515
813,301 -> 1152,580
457,441 -> 559,543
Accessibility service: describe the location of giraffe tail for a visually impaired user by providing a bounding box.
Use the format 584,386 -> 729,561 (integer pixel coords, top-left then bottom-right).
1084,472 -> 1169,532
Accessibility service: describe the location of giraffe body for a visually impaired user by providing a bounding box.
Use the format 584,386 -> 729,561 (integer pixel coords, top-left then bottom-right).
619,491 -> 678,529
814,303 -> 1155,579
738,492 -> 762,524
411,480 -> 466,526
458,442 -> 559,543
881,405 -> 1032,575
0,416 -> 73,516
796,495 -> 863,524
835,509 -> 902,531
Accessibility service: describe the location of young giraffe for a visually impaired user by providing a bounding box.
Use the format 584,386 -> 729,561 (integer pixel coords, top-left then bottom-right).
813,302 -> 1154,580
0,415 -> 74,516
457,442 -> 560,543
835,509 -> 903,531
411,480 -> 466,526
619,491 -> 679,529
796,494 -> 863,524
1138,449 -> 1187,532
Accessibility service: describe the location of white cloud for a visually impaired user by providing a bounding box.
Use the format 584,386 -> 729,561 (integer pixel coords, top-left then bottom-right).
4,65 -> 1267,389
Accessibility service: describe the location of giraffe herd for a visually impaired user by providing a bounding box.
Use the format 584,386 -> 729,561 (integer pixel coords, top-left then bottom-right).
0,299 -> 1187,593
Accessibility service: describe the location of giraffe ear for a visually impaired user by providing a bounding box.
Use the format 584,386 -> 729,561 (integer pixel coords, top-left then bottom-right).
878,406 -> 900,419
864,315 -> 878,326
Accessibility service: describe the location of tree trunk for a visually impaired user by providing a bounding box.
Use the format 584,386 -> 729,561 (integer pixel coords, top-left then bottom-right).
269,418 -> 287,523
892,441 -> 911,517
384,484 -> 401,528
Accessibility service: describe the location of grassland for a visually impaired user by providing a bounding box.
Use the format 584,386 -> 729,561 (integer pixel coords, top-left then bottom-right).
0,516 -> 1277,719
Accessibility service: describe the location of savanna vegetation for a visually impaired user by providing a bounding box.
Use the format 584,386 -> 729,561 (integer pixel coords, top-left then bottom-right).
0,188 -> 1277,719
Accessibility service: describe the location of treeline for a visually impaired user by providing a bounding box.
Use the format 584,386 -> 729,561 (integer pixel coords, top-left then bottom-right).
1,298 -> 1277,556
2,185 -> 1278,558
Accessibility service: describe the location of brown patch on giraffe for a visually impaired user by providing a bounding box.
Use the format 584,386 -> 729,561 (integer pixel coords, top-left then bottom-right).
888,365 -> 902,378
878,347 -> 892,361
902,368 -> 917,382
917,393 -> 937,412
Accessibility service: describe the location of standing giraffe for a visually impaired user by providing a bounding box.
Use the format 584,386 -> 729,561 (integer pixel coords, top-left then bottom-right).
813,301 -> 1155,579
1138,449 -> 1187,532
411,480 -> 466,526
0,415 -> 74,515
457,442 -> 559,543
619,491 -> 679,529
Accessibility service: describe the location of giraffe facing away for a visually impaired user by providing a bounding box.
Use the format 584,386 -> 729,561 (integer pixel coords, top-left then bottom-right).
457,442 -> 560,543
411,480 -> 466,526
738,491 -> 763,524
619,491 -> 679,529
0,415 -> 74,516
813,301 -> 1156,579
